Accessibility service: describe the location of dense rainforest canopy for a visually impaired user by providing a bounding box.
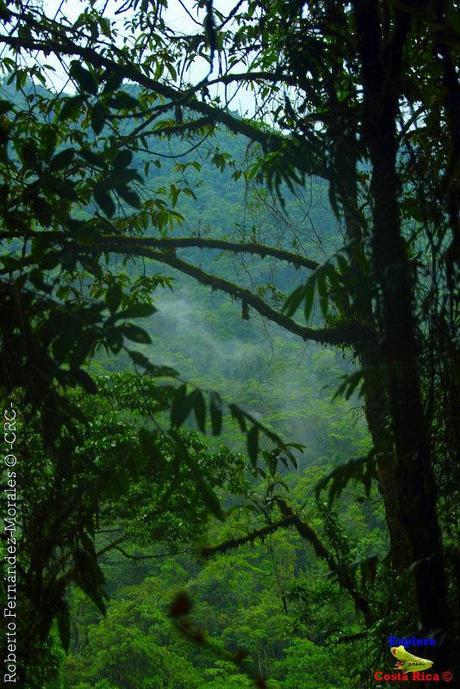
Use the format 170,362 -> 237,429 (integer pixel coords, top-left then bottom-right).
0,0 -> 459,687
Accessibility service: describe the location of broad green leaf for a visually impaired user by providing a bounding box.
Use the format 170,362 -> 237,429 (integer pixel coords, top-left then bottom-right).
73,368 -> 97,393
246,425 -> 259,467
118,187 -> 142,208
102,71 -> 124,93
79,149 -> 105,167
336,254 -> 349,276
73,548 -> 106,614
196,476 -> 223,520
20,141 -> 38,168
121,323 -> 152,343
315,453 -> 377,504
209,391 -> 223,436
316,268 -> 329,317
117,303 -> 156,319
93,185 -> 115,217
79,255 -> 103,278
109,91 -> 139,109
282,285 -> 304,317
32,196 -> 53,226
229,403 -> 248,432
170,383 -> 191,428
59,95 -> 85,121
106,284 -> 122,313
190,389 -> 206,433
70,61 -> 98,95
303,277 -> 315,322
0,100 -> 12,115
91,103 -> 106,134
114,149 -> 133,170
49,147 -> 75,171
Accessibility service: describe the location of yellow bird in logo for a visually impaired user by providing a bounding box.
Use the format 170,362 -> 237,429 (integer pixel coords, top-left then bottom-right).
391,645 -> 433,673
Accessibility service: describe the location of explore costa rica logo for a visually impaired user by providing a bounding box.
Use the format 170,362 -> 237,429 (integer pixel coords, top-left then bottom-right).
373,643 -> 453,683
390,644 -> 433,673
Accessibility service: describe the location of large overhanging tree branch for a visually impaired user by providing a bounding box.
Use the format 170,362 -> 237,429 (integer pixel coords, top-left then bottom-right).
1,224 -> 369,347
91,238 -> 370,347
1,228 -> 363,347
0,231 -> 319,270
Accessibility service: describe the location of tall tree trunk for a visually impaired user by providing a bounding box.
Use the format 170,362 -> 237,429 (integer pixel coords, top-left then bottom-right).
326,85 -> 413,571
337,163 -> 413,572
353,0 -> 453,665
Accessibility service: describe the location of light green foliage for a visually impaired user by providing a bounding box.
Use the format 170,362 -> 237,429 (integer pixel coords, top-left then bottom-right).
273,638 -> 350,689
60,458 -> 383,688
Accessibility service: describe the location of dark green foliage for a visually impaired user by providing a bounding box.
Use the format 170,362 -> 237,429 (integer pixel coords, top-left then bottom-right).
315,454 -> 377,505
